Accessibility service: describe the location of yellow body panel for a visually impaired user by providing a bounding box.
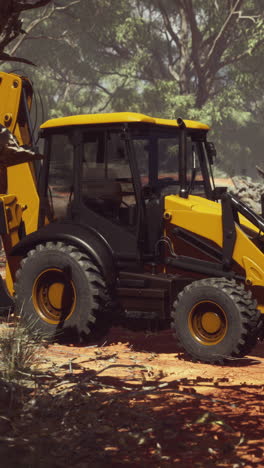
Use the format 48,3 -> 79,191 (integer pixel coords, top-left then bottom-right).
1,166 -> 40,294
0,72 -> 39,233
0,71 -> 32,146
0,194 -> 24,293
165,195 -> 264,311
0,72 -> 40,293
41,112 -> 210,130
0,72 -> 23,136
7,164 -> 40,235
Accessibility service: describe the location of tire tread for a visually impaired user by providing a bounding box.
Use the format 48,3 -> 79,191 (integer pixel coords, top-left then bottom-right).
171,278 -> 261,364
14,241 -> 111,341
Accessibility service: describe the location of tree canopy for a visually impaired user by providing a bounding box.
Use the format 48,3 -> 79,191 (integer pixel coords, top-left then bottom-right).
1,0 -> 264,175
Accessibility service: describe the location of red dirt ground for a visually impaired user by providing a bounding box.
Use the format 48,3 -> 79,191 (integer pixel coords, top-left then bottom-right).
10,326 -> 262,468
0,327 -> 263,467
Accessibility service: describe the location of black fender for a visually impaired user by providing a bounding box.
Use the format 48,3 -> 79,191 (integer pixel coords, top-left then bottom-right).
11,222 -> 116,286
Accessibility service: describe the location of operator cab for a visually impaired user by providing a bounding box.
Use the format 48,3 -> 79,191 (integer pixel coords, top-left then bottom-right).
38,113 -> 218,263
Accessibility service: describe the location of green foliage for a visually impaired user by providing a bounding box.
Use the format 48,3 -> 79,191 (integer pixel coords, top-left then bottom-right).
2,0 -> 264,175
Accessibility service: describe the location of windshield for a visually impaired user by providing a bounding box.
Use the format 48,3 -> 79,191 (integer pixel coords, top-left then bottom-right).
132,129 -> 213,196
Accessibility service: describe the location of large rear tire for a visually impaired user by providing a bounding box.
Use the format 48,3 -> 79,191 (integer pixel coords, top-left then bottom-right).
14,242 -> 111,341
171,278 -> 261,364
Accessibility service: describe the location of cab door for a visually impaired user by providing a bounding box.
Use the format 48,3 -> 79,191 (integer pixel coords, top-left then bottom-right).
78,127 -> 141,262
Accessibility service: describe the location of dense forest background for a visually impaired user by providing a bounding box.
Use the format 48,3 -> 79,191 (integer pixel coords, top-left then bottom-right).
1,0 -> 263,177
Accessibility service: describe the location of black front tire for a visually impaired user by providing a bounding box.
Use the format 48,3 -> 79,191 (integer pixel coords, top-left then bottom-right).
14,241 -> 111,341
171,278 -> 261,364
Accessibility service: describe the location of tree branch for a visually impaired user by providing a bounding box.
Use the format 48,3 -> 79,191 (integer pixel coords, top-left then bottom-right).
184,0 -> 203,89
14,0 -> 52,12
5,0 -> 80,62
234,10 -> 261,23
98,77 -> 129,112
52,0 -> 80,12
8,5 -> 55,56
205,0 -> 244,66
157,0 -> 182,52
220,38 -> 264,68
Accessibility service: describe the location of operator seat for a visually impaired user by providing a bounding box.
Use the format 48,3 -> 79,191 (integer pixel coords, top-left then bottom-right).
83,175 -> 122,218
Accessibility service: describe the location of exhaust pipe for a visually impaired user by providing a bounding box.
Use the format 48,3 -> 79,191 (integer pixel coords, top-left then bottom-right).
177,117 -> 188,198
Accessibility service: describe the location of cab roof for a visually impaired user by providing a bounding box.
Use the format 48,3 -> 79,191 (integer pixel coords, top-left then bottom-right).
40,112 -> 209,130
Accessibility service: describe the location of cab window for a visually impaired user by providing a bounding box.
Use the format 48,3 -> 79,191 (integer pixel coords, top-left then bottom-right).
48,133 -> 74,218
81,131 -> 137,225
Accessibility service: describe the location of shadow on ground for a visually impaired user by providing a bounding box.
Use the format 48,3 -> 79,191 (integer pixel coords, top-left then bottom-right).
102,326 -> 264,367
0,368 -> 263,468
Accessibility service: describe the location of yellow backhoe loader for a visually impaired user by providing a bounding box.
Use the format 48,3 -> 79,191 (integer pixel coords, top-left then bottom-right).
0,70 -> 263,363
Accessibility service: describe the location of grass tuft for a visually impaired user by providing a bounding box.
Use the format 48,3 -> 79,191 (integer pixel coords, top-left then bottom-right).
0,315 -> 47,382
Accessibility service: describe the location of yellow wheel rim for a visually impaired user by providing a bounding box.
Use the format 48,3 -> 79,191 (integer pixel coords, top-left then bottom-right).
188,300 -> 227,346
32,268 -> 76,324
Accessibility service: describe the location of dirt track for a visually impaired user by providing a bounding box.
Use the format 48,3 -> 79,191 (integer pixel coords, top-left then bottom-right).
0,326 -> 264,467
46,326 -> 264,388
37,327 -> 264,467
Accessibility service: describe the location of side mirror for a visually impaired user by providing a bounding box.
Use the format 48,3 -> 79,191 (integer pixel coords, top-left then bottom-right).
205,141 -> 217,165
